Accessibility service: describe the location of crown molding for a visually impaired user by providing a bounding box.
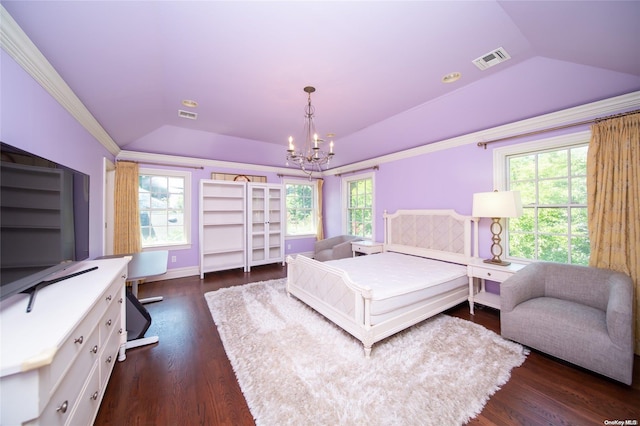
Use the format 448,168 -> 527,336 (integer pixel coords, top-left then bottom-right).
324,90 -> 640,176
0,5 -> 121,156
117,150 -> 310,177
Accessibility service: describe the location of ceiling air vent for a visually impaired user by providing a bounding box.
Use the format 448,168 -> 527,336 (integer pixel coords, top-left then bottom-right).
472,47 -> 511,71
178,109 -> 198,120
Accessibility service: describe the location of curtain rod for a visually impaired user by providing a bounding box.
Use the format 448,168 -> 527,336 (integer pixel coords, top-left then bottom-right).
276,173 -> 323,180
477,109 -> 640,149
117,160 -> 204,169
334,165 -> 379,177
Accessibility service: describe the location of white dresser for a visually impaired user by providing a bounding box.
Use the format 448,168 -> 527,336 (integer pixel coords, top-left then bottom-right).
0,257 -> 130,425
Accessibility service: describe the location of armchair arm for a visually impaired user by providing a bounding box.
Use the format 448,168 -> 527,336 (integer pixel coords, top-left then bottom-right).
314,235 -> 344,252
606,272 -> 634,349
332,239 -> 360,260
500,263 -> 547,313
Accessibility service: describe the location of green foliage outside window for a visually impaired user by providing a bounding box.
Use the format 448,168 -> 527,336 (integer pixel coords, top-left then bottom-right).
507,145 -> 589,265
286,183 -> 315,235
347,178 -> 373,238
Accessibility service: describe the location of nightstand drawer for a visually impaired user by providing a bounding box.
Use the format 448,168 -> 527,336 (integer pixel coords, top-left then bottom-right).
468,266 -> 512,282
351,241 -> 383,256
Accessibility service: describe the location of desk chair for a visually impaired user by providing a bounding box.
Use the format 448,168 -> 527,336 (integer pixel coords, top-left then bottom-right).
97,251 -> 168,351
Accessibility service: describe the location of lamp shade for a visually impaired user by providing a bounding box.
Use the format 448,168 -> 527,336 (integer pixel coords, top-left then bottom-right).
472,191 -> 523,218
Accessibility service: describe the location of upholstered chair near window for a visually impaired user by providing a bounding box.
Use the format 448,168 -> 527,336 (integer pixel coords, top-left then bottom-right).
314,235 -> 362,262
500,262 -> 634,385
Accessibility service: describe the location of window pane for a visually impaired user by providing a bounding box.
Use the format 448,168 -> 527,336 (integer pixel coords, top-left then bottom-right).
509,233 -> 536,259
570,146 -> 588,175
538,150 -> 568,179
539,179 -> 568,204
571,236 -> 590,265
505,142 -> 589,264
139,172 -> 188,247
345,176 -> 373,239
285,183 -> 315,235
538,208 -> 568,234
539,235 -> 569,263
570,207 -> 588,234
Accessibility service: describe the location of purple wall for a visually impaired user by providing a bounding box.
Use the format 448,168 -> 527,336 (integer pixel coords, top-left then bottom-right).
1,50 -> 114,259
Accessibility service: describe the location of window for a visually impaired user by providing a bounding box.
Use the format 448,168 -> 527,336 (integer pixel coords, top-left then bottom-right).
495,132 -> 590,265
343,173 -> 374,239
138,168 -> 191,249
285,179 -> 317,237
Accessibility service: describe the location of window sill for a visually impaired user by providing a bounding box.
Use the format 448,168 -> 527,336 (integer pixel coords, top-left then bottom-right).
142,243 -> 192,251
285,234 -> 317,240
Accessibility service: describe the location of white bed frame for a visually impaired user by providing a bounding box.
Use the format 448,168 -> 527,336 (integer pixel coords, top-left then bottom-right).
286,209 -> 479,357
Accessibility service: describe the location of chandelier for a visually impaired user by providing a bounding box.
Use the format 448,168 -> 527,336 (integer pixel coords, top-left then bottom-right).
286,86 -> 334,177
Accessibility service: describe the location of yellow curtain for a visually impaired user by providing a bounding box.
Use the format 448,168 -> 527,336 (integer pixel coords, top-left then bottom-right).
316,179 -> 324,240
113,161 -> 141,255
587,112 -> 640,354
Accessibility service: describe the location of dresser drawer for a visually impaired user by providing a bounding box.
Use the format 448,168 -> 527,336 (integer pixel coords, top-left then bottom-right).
47,305 -> 101,392
68,362 -> 101,426
100,320 -> 122,391
35,327 -> 98,426
99,292 -> 122,341
468,266 -> 512,282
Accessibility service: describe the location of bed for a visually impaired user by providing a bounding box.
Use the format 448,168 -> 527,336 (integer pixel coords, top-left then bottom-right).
286,209 -> 479,357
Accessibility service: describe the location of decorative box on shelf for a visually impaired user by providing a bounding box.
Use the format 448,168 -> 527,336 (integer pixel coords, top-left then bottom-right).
467,258 -> 526,314
351,240 -> 384,257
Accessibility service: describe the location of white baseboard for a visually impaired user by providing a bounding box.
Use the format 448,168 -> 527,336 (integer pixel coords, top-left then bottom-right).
145,253 -> 314,283
145,265 -> 200,282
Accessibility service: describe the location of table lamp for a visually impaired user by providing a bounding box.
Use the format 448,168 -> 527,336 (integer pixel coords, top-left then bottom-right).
472,190 -> 522,266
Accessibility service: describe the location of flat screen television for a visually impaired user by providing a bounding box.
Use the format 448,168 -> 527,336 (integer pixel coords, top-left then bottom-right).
0,141 -> 90,309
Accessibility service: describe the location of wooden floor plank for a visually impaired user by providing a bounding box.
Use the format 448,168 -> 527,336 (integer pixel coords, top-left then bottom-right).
95,264 -> 640,425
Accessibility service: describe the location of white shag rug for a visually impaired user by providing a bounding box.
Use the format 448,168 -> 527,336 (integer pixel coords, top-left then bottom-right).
205,278 -> 526,426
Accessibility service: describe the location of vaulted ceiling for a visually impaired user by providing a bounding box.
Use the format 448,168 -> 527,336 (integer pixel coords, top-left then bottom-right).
3,1 -> 640,169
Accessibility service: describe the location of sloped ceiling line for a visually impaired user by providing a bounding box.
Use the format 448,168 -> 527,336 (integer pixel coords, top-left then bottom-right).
0,5 -> 121,156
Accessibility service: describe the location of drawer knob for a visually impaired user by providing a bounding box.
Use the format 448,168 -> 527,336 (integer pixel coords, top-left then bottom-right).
74,336 -> 84,345
106,294 -> 112,302
56,400 -> 69,414
122,274 -> 127,280
91,391 -> 99,401
106,355 -> 113,364
487,272 -> 492,276
119,297 -> 123,304
106,319 -> 113,327
119,328 -> 123,334
91,345 -> 98,354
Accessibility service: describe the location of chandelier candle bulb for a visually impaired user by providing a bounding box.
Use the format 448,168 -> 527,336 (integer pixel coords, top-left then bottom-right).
330,141 -> 334,153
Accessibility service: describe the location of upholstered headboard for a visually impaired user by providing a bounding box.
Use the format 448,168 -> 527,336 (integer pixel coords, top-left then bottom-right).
383,209 -> 477,265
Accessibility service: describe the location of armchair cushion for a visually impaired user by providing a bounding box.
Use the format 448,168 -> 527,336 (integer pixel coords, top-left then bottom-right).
501,262 -> 634,385
314,235 -> 362,262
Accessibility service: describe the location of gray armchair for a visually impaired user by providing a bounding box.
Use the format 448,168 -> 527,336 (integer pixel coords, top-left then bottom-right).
314,235 -> 362,262
500,262 -> 634,384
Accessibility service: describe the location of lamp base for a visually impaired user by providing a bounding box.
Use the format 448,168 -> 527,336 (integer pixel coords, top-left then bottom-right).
483,258 -> 511,267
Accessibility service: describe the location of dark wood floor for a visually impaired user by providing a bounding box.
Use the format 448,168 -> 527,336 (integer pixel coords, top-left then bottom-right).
95,264 -> 640,426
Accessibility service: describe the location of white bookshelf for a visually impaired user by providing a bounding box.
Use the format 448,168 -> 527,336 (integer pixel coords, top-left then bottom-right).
199,180 -> 247,277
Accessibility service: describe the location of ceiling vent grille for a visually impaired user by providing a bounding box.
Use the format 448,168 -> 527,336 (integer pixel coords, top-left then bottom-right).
472,47 -> 511,70
178,109 -> 198,120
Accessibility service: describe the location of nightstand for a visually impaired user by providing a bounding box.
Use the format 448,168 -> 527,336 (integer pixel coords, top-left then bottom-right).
467,259 -> 526,314
351,240 -> 384,257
